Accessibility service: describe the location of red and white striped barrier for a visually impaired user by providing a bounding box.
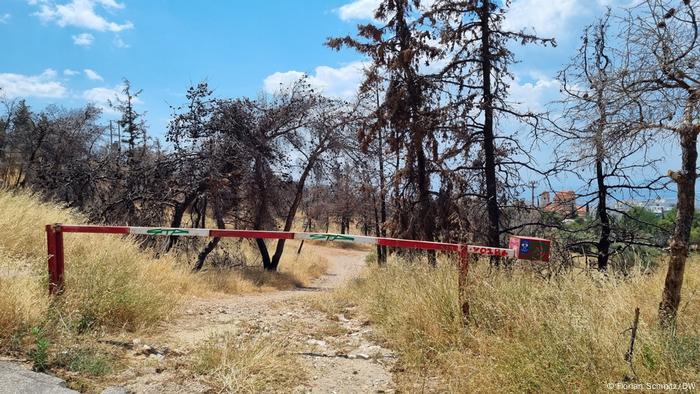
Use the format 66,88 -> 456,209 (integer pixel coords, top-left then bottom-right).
45,223 -> 550,317
51,224 -> 519,255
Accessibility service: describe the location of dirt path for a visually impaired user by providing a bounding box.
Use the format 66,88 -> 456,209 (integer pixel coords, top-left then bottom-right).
116,246 -> 395,393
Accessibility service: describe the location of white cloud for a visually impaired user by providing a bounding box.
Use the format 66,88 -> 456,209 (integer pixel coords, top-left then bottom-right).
82,84 -> 141,113
63,68 -> 79,76
337,0 -> 380,21
504,0 -> 584,39
263,61 -> 367,99
0,13 -> 11,24
32,0 -> 133,32
508,72 -> 561,112
84,68 -> 103,81
113,35 -> 129,48
72,32 -> 94,46
336,0 -> 435,21
0,69 -> 66,98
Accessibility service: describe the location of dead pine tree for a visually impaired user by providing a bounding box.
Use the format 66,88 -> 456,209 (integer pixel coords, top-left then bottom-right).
327,0 -> 442,264
426,0 -> 555,263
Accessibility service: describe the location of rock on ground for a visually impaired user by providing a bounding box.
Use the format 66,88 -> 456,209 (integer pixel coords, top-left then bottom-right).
0,362 -> 77,394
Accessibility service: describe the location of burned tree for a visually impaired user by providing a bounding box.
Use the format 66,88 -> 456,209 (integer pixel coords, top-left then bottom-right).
623,0 -> 700,325
553,12 -> 665,271
426,0 -> 555,255
327,0 -> 442,249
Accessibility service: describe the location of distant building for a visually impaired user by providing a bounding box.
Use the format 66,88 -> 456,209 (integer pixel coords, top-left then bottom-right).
612,198 -> 673,216
540,190 -> 586,218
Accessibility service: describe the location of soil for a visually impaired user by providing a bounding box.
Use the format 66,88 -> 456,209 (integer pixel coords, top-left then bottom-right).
110,246 -> 395,393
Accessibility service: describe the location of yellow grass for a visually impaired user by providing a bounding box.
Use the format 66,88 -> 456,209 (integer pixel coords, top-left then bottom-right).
330,255 -> 700,393
195,240 -> 328,294
0,190 -> 190,349
194,331 -> 306,393
0,189 -> 328,354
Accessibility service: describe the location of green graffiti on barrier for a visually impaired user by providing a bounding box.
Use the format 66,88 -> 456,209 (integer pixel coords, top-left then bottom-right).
146,228 -> 190,236
309,233 -> 355,242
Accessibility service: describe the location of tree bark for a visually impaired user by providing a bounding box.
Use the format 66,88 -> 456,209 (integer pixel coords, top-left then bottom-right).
268,152 -> 318,270
480,0 -> 501,259
596,157 -> 611,271
192,202 -> 225,271
595,95 -> 611,271
659,113 -> 698,326
376,85 -> 388,264
164,191 -> 199,253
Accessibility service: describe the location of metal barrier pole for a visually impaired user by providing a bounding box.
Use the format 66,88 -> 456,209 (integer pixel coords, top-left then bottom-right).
54,224 -> 65,294
46,224 -> 57,295
458,245 -> 470,318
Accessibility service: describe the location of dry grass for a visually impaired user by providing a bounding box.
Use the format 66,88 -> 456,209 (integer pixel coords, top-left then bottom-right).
331,255 -> 700,393
0,189 -> 192,350
193,239 -> 329,294
0,189 -> 328,353
194,331 -> 306,393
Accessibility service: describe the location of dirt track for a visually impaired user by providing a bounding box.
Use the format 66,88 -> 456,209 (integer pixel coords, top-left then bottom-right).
118,246 -> 396,393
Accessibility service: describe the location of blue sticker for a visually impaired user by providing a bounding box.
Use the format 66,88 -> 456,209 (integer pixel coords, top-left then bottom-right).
520,240 -> 530,254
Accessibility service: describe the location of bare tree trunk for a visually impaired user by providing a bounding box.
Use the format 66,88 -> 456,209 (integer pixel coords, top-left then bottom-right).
297,218 -> 310,254
596,158 -> 611,271
372,189 -> 385,265
269,155 -> 317,270
595,105 -> 611,271
192,202 -> 225,272
376,85 -> 388,264
480,0 -> 501,261
659,113 -> 698,326
252,155 -> 274,270
164,191 -> 199,253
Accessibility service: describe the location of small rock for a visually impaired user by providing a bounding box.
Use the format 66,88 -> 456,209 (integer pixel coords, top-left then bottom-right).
148,353 -> 165,361
218,308 -> 227,314
101,386 -> 129,394
185,309 -> 194,315
306,339 -> 327,347
356,353 -> 371,360
132,338 -> 141,346
347,354 -> 357,359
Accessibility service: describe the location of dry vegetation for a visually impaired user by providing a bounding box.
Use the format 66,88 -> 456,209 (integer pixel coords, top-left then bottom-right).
193,332 -> 306,393
0,189 -> 327,373
324,254 -> 700,393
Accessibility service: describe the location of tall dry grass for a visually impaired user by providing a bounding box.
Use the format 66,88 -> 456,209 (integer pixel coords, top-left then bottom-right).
0,189 -> 328,353
194,331 -> 305,393
0,190 -> 190,349
330,255 -> 700,393
194,239 -> 328,293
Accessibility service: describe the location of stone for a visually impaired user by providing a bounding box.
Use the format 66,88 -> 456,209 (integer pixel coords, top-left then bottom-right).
101,386 -> 129,394
306,339 -> 327,347
0,361 -> 77,393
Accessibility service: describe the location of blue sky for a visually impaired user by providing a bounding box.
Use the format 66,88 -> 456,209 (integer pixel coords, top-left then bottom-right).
0,0 -> 678,197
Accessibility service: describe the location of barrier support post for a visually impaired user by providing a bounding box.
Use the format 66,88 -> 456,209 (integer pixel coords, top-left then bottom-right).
458,244 -> 470,319
46,223 -> 64,295
46,224 -> 57,295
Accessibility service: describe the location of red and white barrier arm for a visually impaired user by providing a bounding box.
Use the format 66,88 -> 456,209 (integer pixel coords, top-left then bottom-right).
47,223 -> 549,297
55,224 -> 514,257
